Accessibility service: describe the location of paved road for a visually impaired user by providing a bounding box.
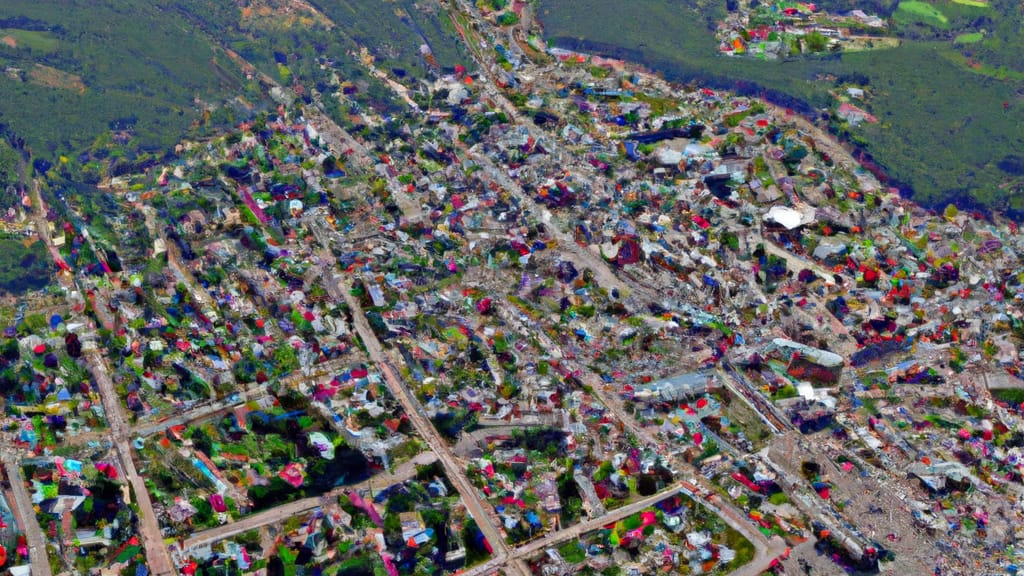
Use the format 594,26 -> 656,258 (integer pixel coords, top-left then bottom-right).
28,182 -> 69,286
129,383 -> 270,440
27,179 -> 175,574
339,283 -> 531,576
3,459 -> 53,576
85,350 -> 176,576
181,451 -> 438,550
719,363 -> 791,433
458,485 -> 687,576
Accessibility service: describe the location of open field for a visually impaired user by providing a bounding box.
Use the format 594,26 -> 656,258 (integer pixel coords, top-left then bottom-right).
894,1 -> 949,28
28,63 -> 85,91
0,28 -> 58,52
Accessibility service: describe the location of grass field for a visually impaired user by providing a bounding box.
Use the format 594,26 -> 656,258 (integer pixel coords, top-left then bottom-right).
951,0 -> 988,7
0,28 -> 58,53
894,1 -> 950,28
954,31 -> 984,43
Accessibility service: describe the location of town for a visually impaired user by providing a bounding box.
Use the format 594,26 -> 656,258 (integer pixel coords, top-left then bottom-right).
0,1 -> 1020,576
716,0 -> 898,59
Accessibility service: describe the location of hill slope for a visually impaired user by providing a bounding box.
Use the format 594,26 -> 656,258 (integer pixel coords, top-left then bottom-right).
538,0 -> 1024,213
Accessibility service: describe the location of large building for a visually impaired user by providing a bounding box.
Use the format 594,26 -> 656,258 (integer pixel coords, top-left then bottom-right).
634,372 -> 712,402
765,338 -> 844,385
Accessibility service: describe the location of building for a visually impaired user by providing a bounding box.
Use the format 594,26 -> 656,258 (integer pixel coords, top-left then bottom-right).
765,338 -> 844,385
634,372 -> 711,402
399,511 -> 425,541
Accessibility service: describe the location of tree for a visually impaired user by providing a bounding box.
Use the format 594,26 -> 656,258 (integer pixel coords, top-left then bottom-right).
384,512 -> 401,539
563,497 -> 583,521
637,474 -> 659,496
593,461 -> 614,482
190,427 -> 213,454
192,497 -> 214,526
1,338 -> 19,362
805,32 -> 828,52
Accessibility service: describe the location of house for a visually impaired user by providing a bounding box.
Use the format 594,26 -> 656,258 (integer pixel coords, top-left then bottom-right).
181,210 -> 208,236
279,462 -> 305,488
167,497 -> 197,523
790,403 -> 835,433
907,461 -> 973,493
222,206 -> 242,229
494,448 -> 528,472
40,483 -> 86,515
533,477 -> 562,513
399,511 -> 425,541
836,102 -> 878,127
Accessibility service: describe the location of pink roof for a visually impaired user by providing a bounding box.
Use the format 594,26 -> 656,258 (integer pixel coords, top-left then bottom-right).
279,463 -> 304,488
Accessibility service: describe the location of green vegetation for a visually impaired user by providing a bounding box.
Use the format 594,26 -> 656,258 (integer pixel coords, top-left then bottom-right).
558,540 -> 586,563
992,388 -> 1024,405
894,1 -> 949,28
727,527 -> 757,569
539,0 -> 1024,214
0,28 -> 59,53
0,139 -> 22,192
0,0 -> 253,162
772,385 -> 799,401
0,239 -> 52,294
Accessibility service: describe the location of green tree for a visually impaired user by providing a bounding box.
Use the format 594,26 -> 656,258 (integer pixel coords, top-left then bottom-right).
272,344 -> 299,376
384,512 -> 401,539
805,31 -> 828,52
192,497 -> 214,526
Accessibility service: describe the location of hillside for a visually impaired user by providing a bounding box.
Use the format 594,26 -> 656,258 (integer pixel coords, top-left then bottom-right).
538,0 -> 1024,214
0,0 -> 468,181
0,1 -> 253,161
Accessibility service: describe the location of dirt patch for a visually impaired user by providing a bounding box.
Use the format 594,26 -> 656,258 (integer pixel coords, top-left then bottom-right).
241,0 -> 334,29
1,36 -> 16,48
28,64 -> 86,92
